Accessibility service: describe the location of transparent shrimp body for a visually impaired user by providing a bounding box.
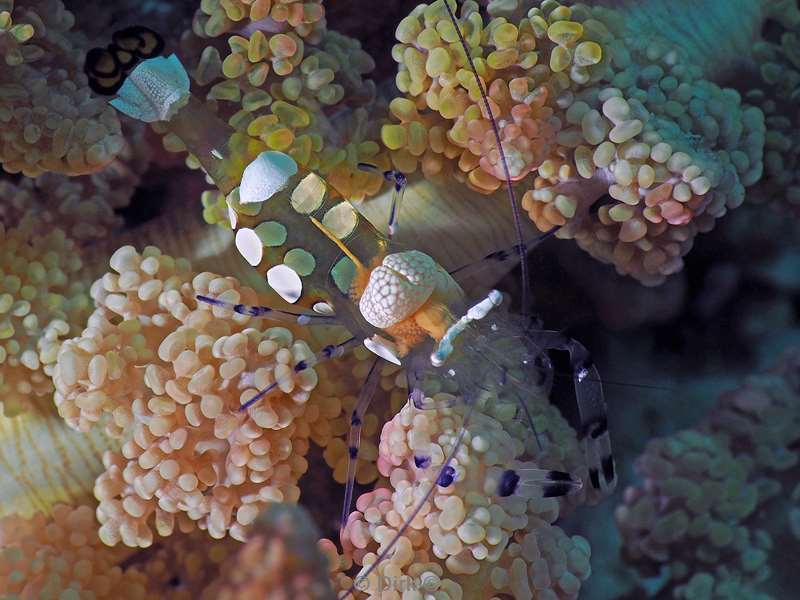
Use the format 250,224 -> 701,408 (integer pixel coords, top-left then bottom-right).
106,43 -> 614,597
109,54 -> 486,370
107,47 -> 615,484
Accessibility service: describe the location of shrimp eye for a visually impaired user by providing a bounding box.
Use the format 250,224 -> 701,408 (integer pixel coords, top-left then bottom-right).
113,25 -> 165,59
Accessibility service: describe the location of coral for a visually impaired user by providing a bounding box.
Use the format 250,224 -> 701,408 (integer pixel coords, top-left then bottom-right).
53,246 -> 321,546
201,503 -> 335,599
337,397 -> 592,599
0,403 -> 114,518
0,0 -> 125,176
132,527 -> 241,599
193,0 -> 326,43
0,215 -> 90,417
0,502 -> 242,599
157,0 -> 387,225
615,351 -> 800,599
0,120 -> 149,243
0,503 -> 148,598
386,0 -> 765,284
616,430 -> 767,598
745,1 -> 800,213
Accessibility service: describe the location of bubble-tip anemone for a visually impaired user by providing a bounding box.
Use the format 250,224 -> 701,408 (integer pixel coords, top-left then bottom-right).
54,246 -> 322,546
385,0 -> 768,284
0,0 -> 124,176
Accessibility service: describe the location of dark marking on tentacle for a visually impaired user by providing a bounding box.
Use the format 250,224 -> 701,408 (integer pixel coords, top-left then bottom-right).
589,468 -> 600,490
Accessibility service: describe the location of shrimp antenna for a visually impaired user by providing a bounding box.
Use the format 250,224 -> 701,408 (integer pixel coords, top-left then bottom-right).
442,0 -> 531,316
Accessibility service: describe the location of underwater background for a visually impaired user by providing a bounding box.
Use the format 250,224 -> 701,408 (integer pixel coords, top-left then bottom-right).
0,0 -> 798,598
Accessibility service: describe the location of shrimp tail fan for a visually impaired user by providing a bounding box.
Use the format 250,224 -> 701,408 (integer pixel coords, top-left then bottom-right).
109,54 -> 190,123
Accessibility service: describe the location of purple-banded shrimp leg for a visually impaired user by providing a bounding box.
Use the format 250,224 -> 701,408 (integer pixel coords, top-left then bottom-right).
357,163 -> 407,239
530,330 -> 617,495
496,466 -> 583,499
448,226 -> 561,281
337,397 -> 475,600
339,356 -> 383,535
239,336 -> 360,412
441,0 -> 531,316
196,295 -> 338,327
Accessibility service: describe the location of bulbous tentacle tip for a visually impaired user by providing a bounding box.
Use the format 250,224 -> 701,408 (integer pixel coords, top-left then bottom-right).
109,54 -> 190,123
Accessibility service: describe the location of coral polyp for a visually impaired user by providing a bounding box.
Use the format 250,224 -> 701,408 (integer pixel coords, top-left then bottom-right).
616,351 -> 800,599
0,215 -> 90,417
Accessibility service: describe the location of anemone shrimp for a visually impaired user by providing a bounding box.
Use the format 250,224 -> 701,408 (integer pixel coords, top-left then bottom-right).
93,2 -> 616,594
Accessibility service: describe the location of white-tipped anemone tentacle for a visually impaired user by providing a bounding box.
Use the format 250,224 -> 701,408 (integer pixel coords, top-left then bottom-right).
431,290 -> 503,367
109,54 -> 190,123
239,150 -> 299,204
358,250 -> 441,329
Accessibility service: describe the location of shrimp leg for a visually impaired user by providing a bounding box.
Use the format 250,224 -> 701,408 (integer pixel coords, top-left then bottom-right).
448,226 -> 561,281
339,357 -> 383,535
357,163 -> 407,239
528,330 -> 617,495
196,295 -> 339,326
239,336 -> 361,411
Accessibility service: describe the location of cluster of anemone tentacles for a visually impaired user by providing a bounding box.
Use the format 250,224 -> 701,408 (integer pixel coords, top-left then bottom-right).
39,241 -> 597,598
163,0 -> 391,229
0,0 -> 125,176
616,351 -> 800,599
747,0 -> 800,214
384,0 -> 766,284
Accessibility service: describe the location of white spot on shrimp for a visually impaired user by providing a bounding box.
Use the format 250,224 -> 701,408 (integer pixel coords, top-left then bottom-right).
110,55 -> 190,123
266,264 -> 302,303
227,204 -> 237,229
234,228 -> 263,266
363,335 -> 401,365
312,302 -> 335,316
239,151 -> 298,204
